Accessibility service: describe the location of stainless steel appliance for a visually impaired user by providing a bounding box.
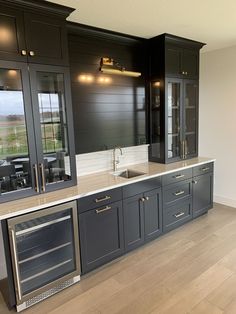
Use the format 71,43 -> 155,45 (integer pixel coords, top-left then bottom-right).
7,201 -> 80,312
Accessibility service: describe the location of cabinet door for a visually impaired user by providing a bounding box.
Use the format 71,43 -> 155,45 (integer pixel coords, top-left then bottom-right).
79,201 -> 124,273
29,64 -> 76,193
0,7 -> 27,62
144,188 -> 162,241
183,80 -> 198,159
165,45 -> 182,77
193,173 -> 213,218
0,60 -> 38,202
123,193 -> 144,252
182,49 -> 199,79
165,78 -> 183,162
24,12 -> 68,66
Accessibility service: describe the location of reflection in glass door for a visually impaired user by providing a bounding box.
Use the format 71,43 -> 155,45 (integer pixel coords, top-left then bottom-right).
167,80 -> 181,159
0,63 -> 36,198
30,65 -> 75,192
184,81 -> 198,157
150,81 -> 161,159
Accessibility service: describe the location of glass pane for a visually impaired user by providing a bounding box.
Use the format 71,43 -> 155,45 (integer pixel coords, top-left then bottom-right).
167,82 -> 181,158
185,82 -> 198,156
14,208 -> 76,296
0,68 -> 32,195
36,72 -> 71,184
151,81 -> 161,159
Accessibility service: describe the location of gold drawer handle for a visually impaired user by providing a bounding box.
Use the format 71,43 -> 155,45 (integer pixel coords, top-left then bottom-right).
201,167 -> 209,172
96,206 -> 112,214
174,190 -> 185,196
174,212 -> 185,218
174,174 -> 185,179
95,195 -> 111,203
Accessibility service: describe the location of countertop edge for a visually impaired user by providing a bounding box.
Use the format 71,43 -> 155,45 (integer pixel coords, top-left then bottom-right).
0,158 -> 216,220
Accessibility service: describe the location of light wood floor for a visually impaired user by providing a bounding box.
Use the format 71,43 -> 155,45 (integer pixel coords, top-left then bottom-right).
2,203 -> 236,314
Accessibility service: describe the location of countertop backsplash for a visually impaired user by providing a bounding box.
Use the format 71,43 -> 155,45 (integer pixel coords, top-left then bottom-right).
76,144 -> 149,176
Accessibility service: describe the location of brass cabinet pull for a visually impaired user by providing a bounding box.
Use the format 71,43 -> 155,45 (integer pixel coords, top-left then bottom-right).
174,190 -> 185,196
174,174 -> 185,179
10,229 -> 22,301
95,195 -> 111,203
140,197 -> 145,202
182,71 -> 185,75
202,167 -> 209,172
39,163 -> 46,192
33,164 -> 39,193
21,50 -> 27,56
96,206 -> 111,214
144,196 -> 149,201
193,180 -> 198,184
174,212 -> 185,218
29,50 -> 35,57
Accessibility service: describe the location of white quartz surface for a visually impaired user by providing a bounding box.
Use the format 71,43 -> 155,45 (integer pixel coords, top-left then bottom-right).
0,157 -> 215,220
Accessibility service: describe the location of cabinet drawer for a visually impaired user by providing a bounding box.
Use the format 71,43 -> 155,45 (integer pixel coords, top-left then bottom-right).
163,199 -> 192,232
122,177 -> 161,199
193,162 -> 213,177
78,188 -> 122,213
162,168 -> 192,186
163,179 -> 192,207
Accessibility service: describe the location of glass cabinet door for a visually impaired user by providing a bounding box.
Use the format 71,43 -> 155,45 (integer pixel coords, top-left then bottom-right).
0,61 -> 37,200
183,80 -> 198,158
150,81 -> 161,159
166,79 -> 182,160
30,65 -> 76,192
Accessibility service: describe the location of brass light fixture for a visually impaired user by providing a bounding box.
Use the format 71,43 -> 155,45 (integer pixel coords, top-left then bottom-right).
100,57 -> 141,77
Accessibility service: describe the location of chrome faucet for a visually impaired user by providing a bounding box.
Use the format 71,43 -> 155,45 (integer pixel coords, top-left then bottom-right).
112,146 -> 123,171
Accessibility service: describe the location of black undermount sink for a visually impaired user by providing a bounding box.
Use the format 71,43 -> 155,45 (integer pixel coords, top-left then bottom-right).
112,169 -> 146,179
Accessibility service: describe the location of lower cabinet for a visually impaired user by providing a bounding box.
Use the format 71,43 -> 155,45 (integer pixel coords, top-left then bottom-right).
123,188 -> 162,252
79,201 -> 124,274
163,199 -> 192,232
193,172 -> 213,218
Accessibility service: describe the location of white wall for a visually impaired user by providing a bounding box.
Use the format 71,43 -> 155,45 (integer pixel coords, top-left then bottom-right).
199,45 -> 236,207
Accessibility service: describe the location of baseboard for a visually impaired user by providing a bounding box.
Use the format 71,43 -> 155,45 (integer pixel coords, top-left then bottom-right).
214,195 -> 236,208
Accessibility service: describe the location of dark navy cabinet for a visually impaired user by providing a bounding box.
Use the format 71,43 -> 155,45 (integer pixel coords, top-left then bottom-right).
79,200 -> 124,274
123,187 -> 162,252
149,34 -> 205,164
193,171 -> 213,218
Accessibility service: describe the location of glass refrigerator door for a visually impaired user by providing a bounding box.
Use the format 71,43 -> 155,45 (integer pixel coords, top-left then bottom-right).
8,201 -> 80,305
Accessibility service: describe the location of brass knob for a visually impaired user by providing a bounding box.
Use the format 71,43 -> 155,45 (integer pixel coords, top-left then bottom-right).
21,50 -> 27,56
140,197 -> 145,202
185,71 -> 188,75
29,51 -> 35,57
145,197 -> 149,201
182,71 -> 185,75
193,180 -> 198,184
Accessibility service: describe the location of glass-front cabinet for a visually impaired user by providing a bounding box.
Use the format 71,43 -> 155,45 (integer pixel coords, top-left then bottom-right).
149,77 -> 198,163
0,61 -> 76,202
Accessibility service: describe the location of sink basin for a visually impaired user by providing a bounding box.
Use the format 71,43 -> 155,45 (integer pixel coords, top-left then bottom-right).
112,169 -> 146,179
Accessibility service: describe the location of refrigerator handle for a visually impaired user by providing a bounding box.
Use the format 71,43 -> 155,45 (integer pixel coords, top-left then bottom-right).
10,229 -> 22,301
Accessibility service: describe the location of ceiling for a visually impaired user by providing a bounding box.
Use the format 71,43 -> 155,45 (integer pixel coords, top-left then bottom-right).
47,0 -> 236,52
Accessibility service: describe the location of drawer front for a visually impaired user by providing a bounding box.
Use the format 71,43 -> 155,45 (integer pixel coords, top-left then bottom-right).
78,188 -> 122,213
163,179 -> 192,207
162,168 -> 192,186
163,199 -> 192,232
193,162 -> 213,177
122,177 -> 161,199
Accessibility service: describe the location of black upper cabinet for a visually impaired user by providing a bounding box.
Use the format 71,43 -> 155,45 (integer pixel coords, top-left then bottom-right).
0,0 -> 74,65
23,12 -> 69,65
165,45 -> 199,79
149,33 -> 205,164
0,7 -> 26,62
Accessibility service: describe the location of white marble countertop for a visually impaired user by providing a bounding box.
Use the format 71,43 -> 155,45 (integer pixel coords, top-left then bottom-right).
0,157 -> 215,220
